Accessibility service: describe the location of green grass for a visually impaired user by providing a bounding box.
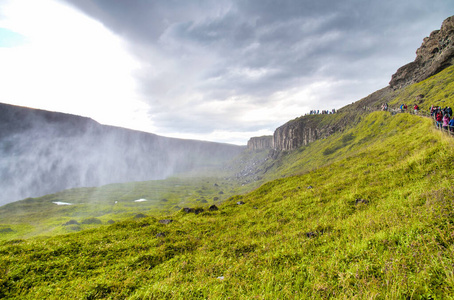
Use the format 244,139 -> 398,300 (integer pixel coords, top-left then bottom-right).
389,65 -> 454,111
0,175 -> 255,239
1,66 -> 454,298
1,110 -> 454,299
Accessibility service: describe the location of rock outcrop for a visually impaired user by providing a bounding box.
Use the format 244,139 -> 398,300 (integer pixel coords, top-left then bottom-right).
273,117 -> 338,151
247,136 -> 274,150
390,16 -> 454,89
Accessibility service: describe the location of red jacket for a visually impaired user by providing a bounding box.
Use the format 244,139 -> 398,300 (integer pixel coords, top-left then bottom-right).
436,113 -> 443,122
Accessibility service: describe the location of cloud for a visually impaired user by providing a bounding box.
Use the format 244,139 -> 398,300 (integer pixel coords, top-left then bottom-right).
0,0 -> 155,133
4,0 -> 454,144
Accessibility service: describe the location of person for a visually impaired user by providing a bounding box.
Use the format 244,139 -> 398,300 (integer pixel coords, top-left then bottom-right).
436,110 -> 443,128
443,114 -> 450,131
400,104 -> 404,113
449,117 -> 454,132
413,104 -> 419,114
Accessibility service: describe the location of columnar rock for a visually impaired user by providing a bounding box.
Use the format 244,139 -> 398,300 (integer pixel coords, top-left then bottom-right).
273,117 -> 337,151
390,16 -> 454,89
247,136 -> 274,150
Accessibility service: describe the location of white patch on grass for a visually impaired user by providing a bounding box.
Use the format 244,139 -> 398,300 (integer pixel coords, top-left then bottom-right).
52,201 -> 72,205
134,199 -> 147,202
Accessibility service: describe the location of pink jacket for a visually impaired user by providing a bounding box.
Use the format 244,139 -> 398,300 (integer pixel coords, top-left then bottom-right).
443,116 -> 450,127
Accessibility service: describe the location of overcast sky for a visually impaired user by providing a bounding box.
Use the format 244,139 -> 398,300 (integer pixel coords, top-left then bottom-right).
0,0 -> 453,144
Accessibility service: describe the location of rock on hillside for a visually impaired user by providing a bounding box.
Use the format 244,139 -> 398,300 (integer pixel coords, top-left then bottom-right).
0,103 -> 244,205
389,16 -> 454,89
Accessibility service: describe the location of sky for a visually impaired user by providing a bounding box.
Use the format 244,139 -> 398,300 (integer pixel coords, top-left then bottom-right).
0,1 -> 453,145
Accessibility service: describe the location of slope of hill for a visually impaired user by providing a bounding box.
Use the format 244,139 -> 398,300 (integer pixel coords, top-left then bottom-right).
0,103 -> 244,205
1,64 -> 454,241
1,109 -> 453,299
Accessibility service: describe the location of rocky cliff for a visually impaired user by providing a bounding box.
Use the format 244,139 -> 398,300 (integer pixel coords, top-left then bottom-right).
247,136 -> 274,150
389,16 -> 454,89
273,117 -> 336,152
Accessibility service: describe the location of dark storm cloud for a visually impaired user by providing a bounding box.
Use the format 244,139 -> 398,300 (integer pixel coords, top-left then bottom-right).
62,0 -> 454,143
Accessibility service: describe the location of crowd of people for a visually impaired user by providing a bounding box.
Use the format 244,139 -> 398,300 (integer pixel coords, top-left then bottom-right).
382,103 -> 421,114
430,105 -> 454,132
309,109 -> 336,115
306,102 -> 453,133
381,102 -> 453,133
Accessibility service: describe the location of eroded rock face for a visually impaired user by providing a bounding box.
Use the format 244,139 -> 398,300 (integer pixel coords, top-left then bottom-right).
390,16 -> 454,89
273,118 -> 337,151
246,136 -> 274,151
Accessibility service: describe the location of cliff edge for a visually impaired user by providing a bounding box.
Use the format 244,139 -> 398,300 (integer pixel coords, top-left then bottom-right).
389,16 -> 454,89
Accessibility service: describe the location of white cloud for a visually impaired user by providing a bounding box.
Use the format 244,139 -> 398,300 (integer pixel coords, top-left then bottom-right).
0,0 -> 154,133
1,0 -> 453,145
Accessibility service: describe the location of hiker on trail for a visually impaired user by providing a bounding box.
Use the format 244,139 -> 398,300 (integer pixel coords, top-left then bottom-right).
447,107 -> 453,118
436,111 -> 443,128
400,104 -> 405,113
449,117 -> 454,132
443,114 -> 451,131
381,103 -> 388,111
413,104 -> 419,114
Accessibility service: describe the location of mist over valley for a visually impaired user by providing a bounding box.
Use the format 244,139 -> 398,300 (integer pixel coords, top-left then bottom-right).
0,103 -> 244,205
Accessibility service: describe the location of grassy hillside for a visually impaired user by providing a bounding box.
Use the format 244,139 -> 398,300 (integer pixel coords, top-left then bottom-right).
389,65 -> 454,111
1,66 -> 454,298
2,66 -> 453,242
1,110 -> 454,299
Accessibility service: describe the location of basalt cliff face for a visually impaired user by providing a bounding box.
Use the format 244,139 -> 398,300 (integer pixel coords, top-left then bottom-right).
247,136 -> 274,150
273,118 -> 337,152
389,16 -> 454,89
249,16 -> 454,153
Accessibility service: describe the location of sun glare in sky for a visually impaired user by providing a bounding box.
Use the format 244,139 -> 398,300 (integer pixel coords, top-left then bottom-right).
0,0 -> 155,133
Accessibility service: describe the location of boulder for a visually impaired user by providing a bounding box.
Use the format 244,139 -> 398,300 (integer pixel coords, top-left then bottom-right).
209,205 -> 219,211
63,220 -> 79,226
194,208 -> 204,215
158,219 -> 173,224
134,213 -> 147,219
355,198 -> 369,205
